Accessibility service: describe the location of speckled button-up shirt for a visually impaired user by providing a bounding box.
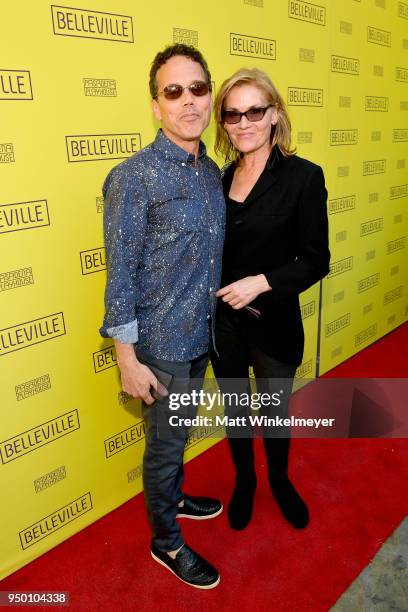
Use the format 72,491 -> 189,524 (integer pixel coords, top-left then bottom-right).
99,129 -> 225,361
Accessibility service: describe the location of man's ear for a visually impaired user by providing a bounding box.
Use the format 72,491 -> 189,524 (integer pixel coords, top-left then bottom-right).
151,98 -> 162,121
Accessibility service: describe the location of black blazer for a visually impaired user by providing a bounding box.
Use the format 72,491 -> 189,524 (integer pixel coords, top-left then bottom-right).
219,146 -> 330,367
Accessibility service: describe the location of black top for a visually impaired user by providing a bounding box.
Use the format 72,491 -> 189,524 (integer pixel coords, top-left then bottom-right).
217,146 -> 330,366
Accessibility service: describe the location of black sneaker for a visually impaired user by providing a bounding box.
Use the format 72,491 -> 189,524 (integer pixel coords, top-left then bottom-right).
176,494 -> 223,520
151,543 -> 220,589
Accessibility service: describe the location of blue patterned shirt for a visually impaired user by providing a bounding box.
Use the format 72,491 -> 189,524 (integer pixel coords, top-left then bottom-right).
99,129 -> 225,361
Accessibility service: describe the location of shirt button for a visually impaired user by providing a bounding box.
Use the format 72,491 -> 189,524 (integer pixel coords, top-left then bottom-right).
210,258 -> 214,264
209,287 -> 213,293
181,162 -> 185,166
196,171 -> 199,176
209,228 -> 212,233
207,314 -> 211,320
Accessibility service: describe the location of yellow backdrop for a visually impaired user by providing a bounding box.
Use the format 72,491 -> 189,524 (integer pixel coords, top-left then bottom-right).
0,0 -> 407,579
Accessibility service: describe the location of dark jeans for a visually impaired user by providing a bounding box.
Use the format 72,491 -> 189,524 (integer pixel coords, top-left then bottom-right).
211,306 -> 297,477
136,347 -> 209,552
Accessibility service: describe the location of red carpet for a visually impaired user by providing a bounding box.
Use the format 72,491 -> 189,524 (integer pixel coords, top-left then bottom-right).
322,321 -> 408,378
1,323 -> 407,612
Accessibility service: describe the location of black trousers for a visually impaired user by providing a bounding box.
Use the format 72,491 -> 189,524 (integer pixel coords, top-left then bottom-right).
136,347 -> 209,552
211,306 -> 297,477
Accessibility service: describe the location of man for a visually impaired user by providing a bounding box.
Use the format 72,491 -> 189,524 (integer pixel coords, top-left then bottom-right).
100,44 -> 225,589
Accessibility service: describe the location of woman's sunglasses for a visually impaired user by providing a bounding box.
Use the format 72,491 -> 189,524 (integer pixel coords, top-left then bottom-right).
222,104 -> 273,124
156,80 -> 212,100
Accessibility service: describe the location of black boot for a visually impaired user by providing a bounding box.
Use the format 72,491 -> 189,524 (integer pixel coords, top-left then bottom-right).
263,437 -> 309,529
227,437 -> 257,530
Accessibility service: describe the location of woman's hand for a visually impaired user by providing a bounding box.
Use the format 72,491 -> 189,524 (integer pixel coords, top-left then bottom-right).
216,274 -> 271,309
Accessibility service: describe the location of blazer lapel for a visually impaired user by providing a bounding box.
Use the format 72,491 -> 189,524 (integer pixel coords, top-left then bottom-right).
245,146 -> 282,206
222,163 -> 235,199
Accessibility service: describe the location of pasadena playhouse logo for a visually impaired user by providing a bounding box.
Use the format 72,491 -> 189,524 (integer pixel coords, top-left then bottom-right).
330,55 -> 359,75
373,65 -> 384,77
230,33 -> 276,60
83,78 -> 117,97
128,464 -> 143,483
96,196 -> 104,213
288,0 -> 326,25
105,421 -> 146,458
337,166 -> 349,178
19,493 -> 92,550
0,313 -> 66,356
330,130 -> 358,146
80,247 -> 106,274
16,373 -> 51,401
34,465 -> 66,493
0,267 -> 34,292
51,6 -> 133,42
0,69 -> 33,100
0,200 -> 50,234
65,133 -> 141,162
299,48 -> 315,63
0,143 -> 15,163
0,410 -> 79,464
173,28 -> 198,46
287,87 -> 323,106
368,192 -> 379,204
297,131 -> 312,144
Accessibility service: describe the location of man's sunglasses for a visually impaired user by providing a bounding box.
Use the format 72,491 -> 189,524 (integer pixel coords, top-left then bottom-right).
156,80 -> 212,100
222,104 -> 273,124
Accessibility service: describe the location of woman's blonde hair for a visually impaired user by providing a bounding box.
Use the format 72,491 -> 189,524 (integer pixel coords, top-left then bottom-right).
214,68 -> 296,163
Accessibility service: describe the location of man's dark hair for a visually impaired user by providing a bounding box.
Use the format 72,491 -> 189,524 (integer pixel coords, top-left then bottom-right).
149,43 -> 212,99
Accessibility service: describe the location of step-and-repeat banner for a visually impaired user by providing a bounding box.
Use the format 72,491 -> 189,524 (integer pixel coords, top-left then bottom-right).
1,0 -> 407,579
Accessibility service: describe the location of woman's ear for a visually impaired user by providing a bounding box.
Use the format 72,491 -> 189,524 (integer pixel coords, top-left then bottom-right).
271,106 -> 278,126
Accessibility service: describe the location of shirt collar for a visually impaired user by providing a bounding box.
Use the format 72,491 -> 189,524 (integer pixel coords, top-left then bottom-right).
153,128 -> 207,163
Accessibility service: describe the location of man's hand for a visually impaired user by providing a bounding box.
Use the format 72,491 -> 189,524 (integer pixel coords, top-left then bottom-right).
215,274 -> 271,310
114,341 -> 158,405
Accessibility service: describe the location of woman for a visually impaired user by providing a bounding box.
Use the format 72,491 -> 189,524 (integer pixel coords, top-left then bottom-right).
212,68 -> 330,531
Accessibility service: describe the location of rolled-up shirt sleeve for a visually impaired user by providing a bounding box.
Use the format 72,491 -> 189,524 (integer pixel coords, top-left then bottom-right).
99,163 -> 148,343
